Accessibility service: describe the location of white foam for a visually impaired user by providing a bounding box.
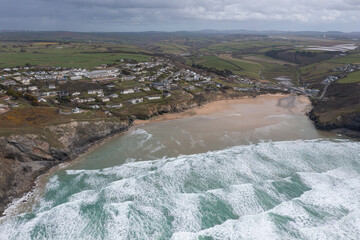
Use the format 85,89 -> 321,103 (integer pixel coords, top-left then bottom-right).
1,139 -> 360,239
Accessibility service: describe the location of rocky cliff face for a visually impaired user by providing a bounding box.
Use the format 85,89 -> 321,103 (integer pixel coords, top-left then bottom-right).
0,120 -> 129,215
308,109 -> 360,132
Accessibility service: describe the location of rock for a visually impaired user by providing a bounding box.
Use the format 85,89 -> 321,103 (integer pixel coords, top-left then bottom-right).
0,120 -> 130,215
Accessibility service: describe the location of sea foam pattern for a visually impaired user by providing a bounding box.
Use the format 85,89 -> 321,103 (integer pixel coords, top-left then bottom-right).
1,139 -> 360,240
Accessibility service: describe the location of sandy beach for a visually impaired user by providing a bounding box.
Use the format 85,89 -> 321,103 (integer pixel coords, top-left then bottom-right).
134,93 -> 311,125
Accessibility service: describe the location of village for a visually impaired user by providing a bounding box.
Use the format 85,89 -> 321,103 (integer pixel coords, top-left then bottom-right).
0,57 -> 339,116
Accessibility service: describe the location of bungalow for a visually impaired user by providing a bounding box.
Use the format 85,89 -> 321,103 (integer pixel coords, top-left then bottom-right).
72,107 -> 82,114
185,85 -> 196,91
90,105 -> 100,109
49,84 -> 56,89
0,104 -> 9,108
87,97 -> 96,102
20,78 -> 31,85
57,91 -> 69,97
128,98 -> 143,104
28,86 -> 38,91
122,75 -> 136,81
70,76 -> 82,81
40,91 -> 57,97
120,89 -> 135,95
74,98 -> 86,103
88,89 -> 103,95
146,96 -> 162,100
109,93 -> 118,98
101,97 -> 110,102
107,104 -> 123,109
72,92 -> 81,96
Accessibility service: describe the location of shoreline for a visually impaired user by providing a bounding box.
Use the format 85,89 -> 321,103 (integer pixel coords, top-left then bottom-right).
134,93 -> 310,125
0,93 -> 311,218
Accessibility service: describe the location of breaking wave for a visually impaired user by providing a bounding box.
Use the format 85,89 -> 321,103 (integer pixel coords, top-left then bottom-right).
1,139 -> 360,239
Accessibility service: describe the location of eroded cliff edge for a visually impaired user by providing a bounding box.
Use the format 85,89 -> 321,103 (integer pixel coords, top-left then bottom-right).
0,120 -> 130,215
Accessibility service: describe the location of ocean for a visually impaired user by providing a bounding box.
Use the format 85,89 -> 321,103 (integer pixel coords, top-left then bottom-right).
1,95 -> 359,239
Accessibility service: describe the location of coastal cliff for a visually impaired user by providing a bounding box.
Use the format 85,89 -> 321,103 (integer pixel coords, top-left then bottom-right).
308,82 -> 360,137
0,120 -> 129,215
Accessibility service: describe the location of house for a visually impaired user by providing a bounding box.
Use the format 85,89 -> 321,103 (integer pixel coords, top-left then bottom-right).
88,89 -> 103,95
72,107 -> 82,114
122,75 -> 136,81
41,91 -> 57,97
0,104 -> 9,108
109,93 -> 119,98
146,96 -> 162,100
57,78 -> 68,84
28,86 -> 38,91
90,105 -> 100,109
101,97 -> 110,102
20,78 -> 31,85
185,85 -> 196,91
164,92 -> 172,98
128,98 -> 143,104
120,89 -> 135,94
57,91 -> 69,97
70,76 -> 82,81
72,92 -> 81,96
49,84 -> 56,89
107,104 -> 123,109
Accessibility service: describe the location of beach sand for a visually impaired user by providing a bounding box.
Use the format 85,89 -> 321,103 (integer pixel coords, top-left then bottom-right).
134,94 -> 311,125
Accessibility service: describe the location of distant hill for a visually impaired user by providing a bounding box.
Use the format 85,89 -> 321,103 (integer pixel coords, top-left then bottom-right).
0,30 -> 359,43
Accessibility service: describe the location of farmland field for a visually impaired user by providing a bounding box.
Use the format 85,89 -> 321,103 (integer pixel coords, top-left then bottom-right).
338,71 -> 360,83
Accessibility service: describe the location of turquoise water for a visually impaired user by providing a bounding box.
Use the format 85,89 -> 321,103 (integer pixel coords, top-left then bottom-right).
1,97 -> 359,239
1,140 -> 360,239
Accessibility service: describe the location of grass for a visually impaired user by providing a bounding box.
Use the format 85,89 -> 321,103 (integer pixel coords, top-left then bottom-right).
338,71 -> 360,84
193,55 -> 264,78
0,42 -> 152,68
0,107 -> 67,128
327,53 -> 360,64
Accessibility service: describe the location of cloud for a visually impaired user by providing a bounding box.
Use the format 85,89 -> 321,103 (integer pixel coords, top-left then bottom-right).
0,0 -> 359,31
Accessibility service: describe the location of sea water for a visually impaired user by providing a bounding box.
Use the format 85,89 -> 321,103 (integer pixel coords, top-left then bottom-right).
1,96 -> 359,240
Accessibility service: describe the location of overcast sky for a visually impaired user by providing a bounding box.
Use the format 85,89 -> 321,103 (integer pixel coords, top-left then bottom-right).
1,0 -> 360,32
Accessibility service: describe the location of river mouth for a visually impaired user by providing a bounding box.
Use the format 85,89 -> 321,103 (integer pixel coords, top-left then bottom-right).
2,94 -> 359,240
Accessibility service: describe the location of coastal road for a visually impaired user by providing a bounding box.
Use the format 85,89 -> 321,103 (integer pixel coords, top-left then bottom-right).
318,82 -> 331,100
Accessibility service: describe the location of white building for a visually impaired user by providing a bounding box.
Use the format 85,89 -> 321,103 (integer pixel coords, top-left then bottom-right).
70,76 -> 82,81
120,89 -> 135,94
28,86 -> 38,91
107,104 -> 123,109
72,107 -> 82,114
128,98 -> 143,104
146,96 -> 162,100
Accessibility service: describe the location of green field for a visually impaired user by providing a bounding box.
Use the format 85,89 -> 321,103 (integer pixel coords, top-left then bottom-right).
327,53 -> 360,64
0,42 -> 152,68
338,71 -> 360,84
192,55 -> 264,78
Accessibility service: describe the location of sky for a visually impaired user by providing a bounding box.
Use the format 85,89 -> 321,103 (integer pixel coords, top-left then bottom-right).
1,0 -> 360,32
